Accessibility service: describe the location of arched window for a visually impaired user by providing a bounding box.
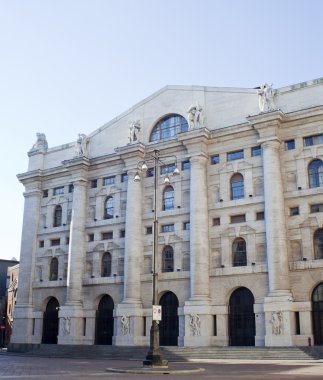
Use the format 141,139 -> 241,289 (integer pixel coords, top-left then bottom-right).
233,238 -> 247,266
53,205 -> 62,227
162,245 -> 174,272
101,252 -> 112,277
49,257 -> 58,281
104,197 -> 114,219
231,173 -> 244,200
163,185 -> 174,210
308,159 -> 323,188
314,229 -> 323,260
150,114 -> 188,142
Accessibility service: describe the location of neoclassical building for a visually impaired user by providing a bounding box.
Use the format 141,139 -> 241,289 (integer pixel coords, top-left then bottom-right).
11,78 -> 323,349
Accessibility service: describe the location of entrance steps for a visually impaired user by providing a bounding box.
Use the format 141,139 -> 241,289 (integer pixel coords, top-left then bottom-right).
7,344 -> 320,361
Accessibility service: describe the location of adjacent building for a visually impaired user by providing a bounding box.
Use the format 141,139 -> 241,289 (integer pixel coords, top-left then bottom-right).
10,78 -> 323,350
6,264 -> 19,344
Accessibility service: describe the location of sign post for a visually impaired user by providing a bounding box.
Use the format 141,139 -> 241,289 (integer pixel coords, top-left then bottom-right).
152,305 -> 162,321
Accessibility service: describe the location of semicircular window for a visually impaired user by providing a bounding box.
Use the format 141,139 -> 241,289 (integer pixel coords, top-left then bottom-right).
150,114 -> 188,142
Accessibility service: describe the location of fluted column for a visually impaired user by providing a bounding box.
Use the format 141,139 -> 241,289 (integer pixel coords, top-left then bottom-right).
11,186 -> 41,344
123,168 -> 142,304
262,139 -> 290,295
66,179 -> 88,305
189,155 -> 210,301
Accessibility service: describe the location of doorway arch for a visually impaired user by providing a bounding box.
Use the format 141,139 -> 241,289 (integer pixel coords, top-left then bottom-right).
159,291 -> 179,346
95,295 -> 114,345
42,297 -> 59,344
312,282 -> 323,345
229,287 -> 255,346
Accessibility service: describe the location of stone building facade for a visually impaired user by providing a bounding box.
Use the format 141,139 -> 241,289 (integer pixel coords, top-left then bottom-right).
11,78 -> 323,349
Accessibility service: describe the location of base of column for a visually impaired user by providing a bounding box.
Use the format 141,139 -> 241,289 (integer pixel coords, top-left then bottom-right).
264,294 -> 295,347
10,305 -> 34,344
57,305 -> 84,345
183,300 -> 212,347
114,302 -> 145,346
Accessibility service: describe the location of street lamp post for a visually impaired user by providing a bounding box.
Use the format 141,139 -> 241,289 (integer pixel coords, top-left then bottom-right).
134,149 -> 179,367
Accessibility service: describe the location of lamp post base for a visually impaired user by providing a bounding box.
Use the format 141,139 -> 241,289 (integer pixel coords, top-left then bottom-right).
143,321 -> 168,368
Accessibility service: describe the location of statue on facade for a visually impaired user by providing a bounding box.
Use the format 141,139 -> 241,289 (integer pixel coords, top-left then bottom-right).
258,83 -> 276,112
270,311 -> 283,335
75,133 -> 89,158
121,315 -> 130,335
63,316 -> 71,335
30,133 -> 48,152
128,120 -> 141,143
187,103 -> 204,129
189,313 -> 201,336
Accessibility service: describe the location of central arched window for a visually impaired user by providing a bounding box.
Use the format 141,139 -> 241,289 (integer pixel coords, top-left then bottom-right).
104,197 -> 114,219
150,114 -> 188,142
101,252 -> 112,277
233,238 -> 247,266
163,185 -> 174,210
314,229 -> 323,260
49,257 -> 58,281
162,245 -> 174,272
309,160 -> 323,188
231,173 -> 244,200
53,205 -> 62,227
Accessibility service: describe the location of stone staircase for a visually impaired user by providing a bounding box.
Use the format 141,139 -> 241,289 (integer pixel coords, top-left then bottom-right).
7,344 -> 320,361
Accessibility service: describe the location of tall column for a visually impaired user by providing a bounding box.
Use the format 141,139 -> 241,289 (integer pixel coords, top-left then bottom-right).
59,178 -> 87,344
115,167 -> 143,345
189,155 -> 210,301
262,139 -> 291,295
184,154 -> 212,346
248,111 -> 295,346
11,185 -> 41,345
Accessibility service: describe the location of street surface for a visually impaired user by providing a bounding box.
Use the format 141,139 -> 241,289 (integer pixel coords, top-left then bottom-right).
0,354 -> 323,379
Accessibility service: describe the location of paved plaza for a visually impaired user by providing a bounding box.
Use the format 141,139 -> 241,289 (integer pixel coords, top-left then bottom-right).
0,354 -> 323,380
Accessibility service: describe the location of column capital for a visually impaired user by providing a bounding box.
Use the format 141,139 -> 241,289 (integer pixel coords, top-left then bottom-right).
258,137 -> 281,151
189,154 -> 208,165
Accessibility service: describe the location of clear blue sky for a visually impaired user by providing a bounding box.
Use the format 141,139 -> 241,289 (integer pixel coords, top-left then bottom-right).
0,0 -> 322,260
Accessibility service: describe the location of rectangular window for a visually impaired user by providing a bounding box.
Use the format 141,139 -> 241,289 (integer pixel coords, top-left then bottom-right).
146,226 -> 152,235
39,240 -> 44,248
161,164 -> 175,174
304,134 -> 323,147
230,214 -> 246,223
121,173 -> 128,182
213,217 -> 220,226
256,211 -> 265,220
90,179 -> 97,188
53,187 -> 64,196
51,238 -> 60,246
211,154 -> 220,165
102,232 -> 113,240
143,316 -> 147,336
88,233 -> 94,242
68,184 -> 74,193
65,237 -> 70,245
285,139 -> 295,150
183,222 -> 190,230
295,312 -> 300,335
290,207 -> 299,216
181,160 -> 190,170
32,318 -> 35,335
310,204 -> 323,213
227,150 -> 244,161
42,190 -> 48,198
146,168 -> 154,177
161,224 -> 174,233
251,146 -> 261,157
120,230 -> 126,238
83,318 -> 86,336
103,176 -> 115,186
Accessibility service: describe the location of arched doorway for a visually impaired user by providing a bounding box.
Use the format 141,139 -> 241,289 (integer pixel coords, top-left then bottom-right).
229,287 -> 255,346
159,292 -> 179,346
312,283 -> 323,345
42,297 -> 59,344
95,295 -> 114,345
